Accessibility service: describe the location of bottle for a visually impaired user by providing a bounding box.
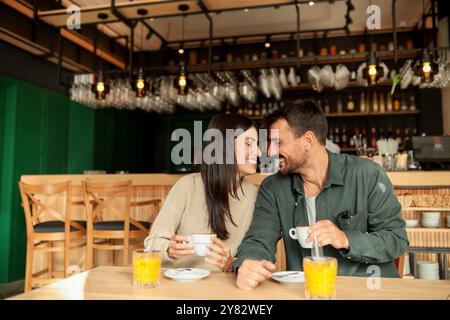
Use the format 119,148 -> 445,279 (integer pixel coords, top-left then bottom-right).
395,128 -> 403,147
370,127 -> 377,149
328,127 -> 334,143
346,93 -> 355,112
409,94 -> 417,111
379,92 -> 386,113
403,127 -> 411,150
324,99 -> 331,114
226,103 -> 232,114
254,103 -> 261,117
360,92 -> 366,113
386,93 -> 393,112
261,102 -> 268,116
372,91 -> 379,113
334,126 -> 341,146
237,103 -> 244,114
336,96 -> 343,114
248,104 -> 254,116
361,128 -> 368,147
317,99 -> 323,113
387,127 -> 393,140
349,128 -> 356,147
394,94 -> 401,111
341,126 -> 348,149
400,93 -> 408,111
379,127 -> 385,140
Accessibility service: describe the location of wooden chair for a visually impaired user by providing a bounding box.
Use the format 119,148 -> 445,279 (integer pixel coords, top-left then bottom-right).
394,254 -> 406,278
19,181 -> 86,292
83,181 -> 153,269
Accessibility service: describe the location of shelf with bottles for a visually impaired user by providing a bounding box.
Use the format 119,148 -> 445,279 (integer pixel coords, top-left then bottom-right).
317,89 -> 419,116
329,124 -> 418,154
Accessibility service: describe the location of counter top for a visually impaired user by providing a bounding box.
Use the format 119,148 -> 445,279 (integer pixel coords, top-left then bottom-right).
21,171 -> 450,188
9,266 -> 450,300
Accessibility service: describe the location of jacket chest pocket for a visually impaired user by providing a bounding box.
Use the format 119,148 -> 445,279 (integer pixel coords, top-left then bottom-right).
336,210 -> 363,231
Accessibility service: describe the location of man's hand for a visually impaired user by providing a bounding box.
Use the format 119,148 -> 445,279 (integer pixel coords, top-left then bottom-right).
167,235 -> 194,259
236,259 -> 275,290
307,220 -> 350,250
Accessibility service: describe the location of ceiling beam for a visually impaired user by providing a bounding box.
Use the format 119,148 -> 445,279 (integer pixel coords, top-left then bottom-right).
2,0 -> 126,70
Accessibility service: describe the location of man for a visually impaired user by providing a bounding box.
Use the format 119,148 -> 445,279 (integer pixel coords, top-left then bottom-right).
233,99 -> 408,291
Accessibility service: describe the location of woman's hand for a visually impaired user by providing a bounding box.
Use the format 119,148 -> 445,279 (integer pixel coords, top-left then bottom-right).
205,237 -> 233,271
167,235 -> 195,259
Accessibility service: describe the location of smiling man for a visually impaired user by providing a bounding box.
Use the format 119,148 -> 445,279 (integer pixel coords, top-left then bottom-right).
233,99 -> 409,291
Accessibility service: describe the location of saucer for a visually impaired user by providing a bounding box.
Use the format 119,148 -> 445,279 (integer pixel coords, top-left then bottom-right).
271,271 -> 305,285
164,268 -> 211,281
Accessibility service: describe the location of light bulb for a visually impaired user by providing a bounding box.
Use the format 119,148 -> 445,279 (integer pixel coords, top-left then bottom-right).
178,75 -> 187,87
422,61 -> 431,74
368,65 -> 377,76
309,1 -> 315,6
178,48 -> 184,54
136,78 -> 145,90
265,42 -> 271,48
96,81 -> 105,93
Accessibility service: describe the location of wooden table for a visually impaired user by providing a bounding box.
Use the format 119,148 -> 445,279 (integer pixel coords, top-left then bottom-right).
9,266 -> 450,300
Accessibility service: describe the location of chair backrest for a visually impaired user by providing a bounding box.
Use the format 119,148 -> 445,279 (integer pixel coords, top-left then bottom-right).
394,254 -> 406,278
19,181 -> 73,237
82,180 -> 146,233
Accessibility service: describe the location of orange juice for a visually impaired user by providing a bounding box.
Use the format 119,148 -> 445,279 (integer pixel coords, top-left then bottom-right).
303,256 -> 337,299
132,250 -> 161,287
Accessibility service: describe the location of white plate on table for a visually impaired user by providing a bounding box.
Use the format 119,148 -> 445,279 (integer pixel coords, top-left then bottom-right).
164,268 -> 211,281
271,271 -> 305,285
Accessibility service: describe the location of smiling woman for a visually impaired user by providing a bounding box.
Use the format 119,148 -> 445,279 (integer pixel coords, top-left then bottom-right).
144,114 -> 260,272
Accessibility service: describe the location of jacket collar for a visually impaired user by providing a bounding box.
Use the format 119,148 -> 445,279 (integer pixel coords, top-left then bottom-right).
291,150 -> 345,195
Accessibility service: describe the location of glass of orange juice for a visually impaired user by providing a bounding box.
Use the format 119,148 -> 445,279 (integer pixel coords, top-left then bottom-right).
303,256 -> 338,300
132,249 -> 161,288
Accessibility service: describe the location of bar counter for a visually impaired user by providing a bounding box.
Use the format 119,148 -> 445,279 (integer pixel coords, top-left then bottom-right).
9,266 -> 450,300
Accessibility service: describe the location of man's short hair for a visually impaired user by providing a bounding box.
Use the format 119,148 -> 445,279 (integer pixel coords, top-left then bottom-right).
265,99 -> 328,145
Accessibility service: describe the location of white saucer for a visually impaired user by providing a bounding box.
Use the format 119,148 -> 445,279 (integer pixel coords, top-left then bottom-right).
164,268 -> 211,281
271,271 -> 305,285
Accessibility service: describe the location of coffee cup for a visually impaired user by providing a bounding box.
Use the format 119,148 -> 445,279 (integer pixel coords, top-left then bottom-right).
289,226 -> 312,248
187,234 -> 216,256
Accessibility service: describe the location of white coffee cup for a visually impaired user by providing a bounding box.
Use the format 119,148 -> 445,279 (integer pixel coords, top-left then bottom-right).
289,226 -> 312,249
187,234 -> 216,256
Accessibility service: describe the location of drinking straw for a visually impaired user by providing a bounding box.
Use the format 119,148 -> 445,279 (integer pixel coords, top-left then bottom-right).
312,230 -> 321,260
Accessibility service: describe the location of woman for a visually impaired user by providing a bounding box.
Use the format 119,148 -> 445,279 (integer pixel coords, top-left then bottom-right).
144,114 -> 261,272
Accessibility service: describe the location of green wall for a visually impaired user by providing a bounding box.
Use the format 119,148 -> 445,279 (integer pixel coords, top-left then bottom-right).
0,74 -> 95,283
0,73 -> 215,284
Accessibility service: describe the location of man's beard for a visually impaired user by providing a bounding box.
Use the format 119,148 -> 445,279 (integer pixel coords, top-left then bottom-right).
279,154 -> 307,175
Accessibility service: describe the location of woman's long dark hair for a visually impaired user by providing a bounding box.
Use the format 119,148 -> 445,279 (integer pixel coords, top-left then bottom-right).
200,114 -> 257,240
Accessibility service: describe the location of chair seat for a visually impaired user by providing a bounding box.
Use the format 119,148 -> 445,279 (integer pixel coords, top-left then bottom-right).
34,221 -> 86,233
93,220 -> 151,231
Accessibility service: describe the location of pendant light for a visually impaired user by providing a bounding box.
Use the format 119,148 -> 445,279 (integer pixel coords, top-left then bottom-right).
132,22 -> 149,97
415,48 -> 437,83
92,70 -> 110,100
363,51 -> 384,85
414,1 -> 437,83
362,1 -> 383,85
175,62 -> 190,95
175,6 -> 190,95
